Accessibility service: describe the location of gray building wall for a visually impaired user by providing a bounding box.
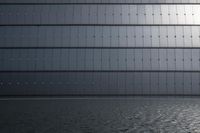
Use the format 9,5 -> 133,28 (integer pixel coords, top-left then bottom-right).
0,0 -> 200,95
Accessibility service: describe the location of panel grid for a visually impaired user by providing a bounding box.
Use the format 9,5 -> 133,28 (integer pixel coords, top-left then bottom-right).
0,2 -> 200,95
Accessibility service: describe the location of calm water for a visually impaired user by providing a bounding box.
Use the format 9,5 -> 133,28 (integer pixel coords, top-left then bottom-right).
0,97 -> 200,133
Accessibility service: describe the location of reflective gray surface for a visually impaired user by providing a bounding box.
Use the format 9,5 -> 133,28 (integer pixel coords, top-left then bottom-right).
0,72 -> 199,95
0,0 -> 200,3
1,97 -> 200,133
1,5 -> 200,24
1,26 -> 200,47
1,2 -> 200,95
0,49 -> 199,71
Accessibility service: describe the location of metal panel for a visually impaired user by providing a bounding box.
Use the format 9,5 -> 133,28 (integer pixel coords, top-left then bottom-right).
183,73 -> 192,95
85,49 -> 94,70
66,49 -> 71,70
119,27 -> 127,47
18,5 -> 27,24
150,72 -> 159,94
177,5 -> 186,24
183,49 -> 192,70
118,49 -> 127,70
43,49 -> 51,70
87,26 -> 95,47
54,27 -> 62,47
145,5 -> 153,24
102,49 -> 109,70
159,49 -> 167,70
193,5 -> 200,24
109,72 -> 118,94
169,5 -> 177,24
151,26 -> 159,47
174,73 -> 184,94
63,27 -> 71,47
110,49 -> 118,70
76,49 -> 85,70
122,5 -> 130,24
160,26 -> 168,47
137,5 -> 145,24
143,26 -> 151,47
48,5 -> 58,24
127,26 -> 135,47
94,26 -> 103,47
175,49 -> 184,70
0,0 -> 200,3
78,26 -> 87,47
102,27 -> 110,47
142,72 -> 150,94
60,49 -> 68,70
143,49 -> 151,70
134,72 -> 142,94
10,5 -> 20,24
183,26 -> 192,47
167,72 -> 175,94
1,5 -> 200,25
0,6 -> 5,24
110,26 -> 118,47
0,27 -> 4,46
73,5 -> 82,24
113,5 -> 122,24
71,26 -> 79,47
153,5 -> 161,24
40,5 -> 48,24
4,27 -> 12,47
127,49 -> 134,70
135,26 -> 143,47
161,5 -> 169,24
11,49 -> 19,70
97,5 -> 106,24
11,5 -> 48,24
191,26 -> 200,47
167,26 -> 176,47
0,49 -> 6,70
118,72 -> 126,94
175,26 -> 184,47
53,49 -> 61,70
134,49 -> 143,70
151,49 -> 159,70
105,5 -> 114,24
36,27 -> 44,47
36,50 -> 44,70
167,49 -> 176,70
81,5 -> 90,24
34,49 -> 42,70
69,49 -> 77,70
42,50 -> 48,70
45,27 -> 55,46
191,73 -> 200,94
129,5 -> 137,24
90,5 -> 98,24
158,73 -> 167,94
191,49 -> 200,71
93,49 -> 101,70
185,5 -> 194,24
125,72 -> 134,94
66,5 -> 74,24
57,5 -> 66,24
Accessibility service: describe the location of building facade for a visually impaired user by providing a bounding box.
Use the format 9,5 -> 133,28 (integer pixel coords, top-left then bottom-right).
0,0 -> 200,95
